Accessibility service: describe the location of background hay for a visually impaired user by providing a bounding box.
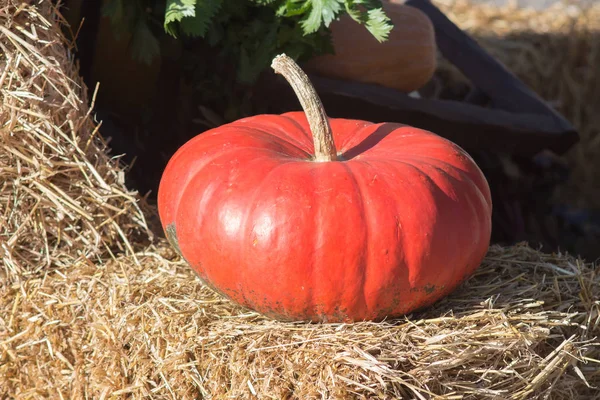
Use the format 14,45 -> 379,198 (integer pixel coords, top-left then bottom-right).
434,0 -> 600,211
0,0 -> 599,399
0,0 -> 152,284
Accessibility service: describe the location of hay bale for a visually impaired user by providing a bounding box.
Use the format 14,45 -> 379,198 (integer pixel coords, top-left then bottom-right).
434,0 -> 600,210
1,243 -> 598,398
0,1 -> 598,399
0,0 -> 152,282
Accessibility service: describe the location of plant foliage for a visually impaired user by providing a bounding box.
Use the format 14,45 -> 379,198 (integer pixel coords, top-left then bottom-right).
102,0 -> 392,83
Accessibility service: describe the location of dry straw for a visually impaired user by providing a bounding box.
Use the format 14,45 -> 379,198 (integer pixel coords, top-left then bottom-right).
0,0 -> 599,399
434,0 -> 600,210
1,243 -> 599,399
0,0 -> 152,284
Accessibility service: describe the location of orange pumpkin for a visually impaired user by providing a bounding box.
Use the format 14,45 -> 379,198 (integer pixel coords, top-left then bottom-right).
157,55 -> 492,323
304,1 -> 437,93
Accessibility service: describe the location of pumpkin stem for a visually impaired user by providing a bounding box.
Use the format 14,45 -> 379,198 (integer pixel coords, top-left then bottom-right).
271,54 -> 338,162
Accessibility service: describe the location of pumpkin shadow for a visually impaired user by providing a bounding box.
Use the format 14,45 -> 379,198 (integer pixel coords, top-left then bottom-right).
342,123 -> 401,159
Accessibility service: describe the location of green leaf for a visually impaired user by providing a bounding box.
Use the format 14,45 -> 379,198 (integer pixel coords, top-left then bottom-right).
343,0 -> 385,23
102,0 -> 124,22
342,1 -> 393,41
179,0 -> 223,37
343,1 -> 362,23
130,19 -> 161,65
277,0 -> 309,17
301,0 -> 344,34
102,0 -> 142,38
237,20 -> 279,84
364,7 -> 392,42
164,0 -> 197,36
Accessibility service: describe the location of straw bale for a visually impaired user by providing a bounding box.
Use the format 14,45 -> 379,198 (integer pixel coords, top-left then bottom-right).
0,241 -> 598,399
0,0 -> 152,283
433,0 -> 600,210
1,1 -> 599,399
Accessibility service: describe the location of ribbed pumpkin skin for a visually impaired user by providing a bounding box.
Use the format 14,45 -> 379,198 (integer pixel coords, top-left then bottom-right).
304,2 -> 437,93
157,112 -> 492,323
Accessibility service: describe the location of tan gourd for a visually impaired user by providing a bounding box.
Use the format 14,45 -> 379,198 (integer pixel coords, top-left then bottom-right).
304,1 -> 437,93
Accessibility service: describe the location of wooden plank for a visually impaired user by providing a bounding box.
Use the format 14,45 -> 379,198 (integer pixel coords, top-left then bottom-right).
405,0 -> 578,139
261,0 -> 579,156
265,75 -> 576,155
